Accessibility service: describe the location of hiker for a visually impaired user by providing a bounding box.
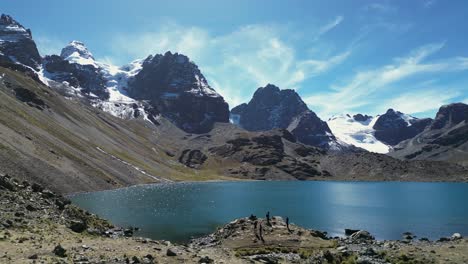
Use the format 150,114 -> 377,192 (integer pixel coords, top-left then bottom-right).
286,217 -> 291,232
259,223 -> 265,242
266,211 -> 271,226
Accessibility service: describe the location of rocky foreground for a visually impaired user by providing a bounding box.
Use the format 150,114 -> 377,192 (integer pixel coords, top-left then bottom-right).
1,174 -> 467,264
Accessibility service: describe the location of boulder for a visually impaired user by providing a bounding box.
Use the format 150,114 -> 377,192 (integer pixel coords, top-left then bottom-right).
0,175 -> 16,191
31,183 -> 43,192
69,220 -> 87,233
123,228 -> 134,237
451,233 -> 462,240
53,244 -> 67,257
199,256 -> 214,263
350,230 -> 374,241
345,229 -> 360,236
166,248 -> 178,256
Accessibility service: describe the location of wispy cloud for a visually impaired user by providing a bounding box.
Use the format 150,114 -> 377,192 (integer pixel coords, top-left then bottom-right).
364,2 -> 397,13
379,89 -> 460,114
34,35 -> 67,56
110,23 -> 350,107
423,0 -> 437,8
314,16 -> 343,40
305,42 -> 468,117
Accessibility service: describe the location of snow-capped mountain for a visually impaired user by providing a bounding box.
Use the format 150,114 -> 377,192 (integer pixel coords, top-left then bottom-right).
231,84 -> 345,150
0,11 -> 230,134
328,110 -> 432,153
0,12 -> 230,135
43,42 -> 230,132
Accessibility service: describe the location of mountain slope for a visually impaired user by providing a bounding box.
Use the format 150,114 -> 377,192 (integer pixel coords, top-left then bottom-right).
0,66 -> 234,193
390,103 -> 468,165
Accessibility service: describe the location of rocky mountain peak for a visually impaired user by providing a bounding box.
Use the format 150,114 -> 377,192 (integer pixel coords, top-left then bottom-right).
373,109 -> 431,146
231,84 -> 340,149
60,40 -> 97,67
431,102 -> 468,129
0,14 -> 31,36
133,51 -> 220,98
127,51 -> 229,133
0,14 -> 41,70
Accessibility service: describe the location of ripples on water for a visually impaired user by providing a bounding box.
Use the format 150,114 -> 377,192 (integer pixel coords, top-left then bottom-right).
70,181 -> 468,242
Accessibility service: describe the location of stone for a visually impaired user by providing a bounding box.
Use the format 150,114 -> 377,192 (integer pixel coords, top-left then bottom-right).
451,233 -> 462,240
53,244 -> 67,257
41,189 -> 55,198
0,175 -> 16,191
345,229 -> 360,236
337,246 -> 347,252
31,183 -> 43,192
28,254 -> 38,260
25,204 -> 37,211
199,256 -> 214,263
350,230 -> 374,241
166,248 -> 178,256
124,228 -> 133,237
69,220 -> 87,233
131,256 -> 140,263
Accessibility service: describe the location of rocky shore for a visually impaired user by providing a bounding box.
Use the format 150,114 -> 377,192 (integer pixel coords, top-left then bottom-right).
1,174 -> 467,263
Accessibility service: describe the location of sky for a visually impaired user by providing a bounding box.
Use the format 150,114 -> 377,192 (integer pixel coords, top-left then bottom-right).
2,0 -> 468,119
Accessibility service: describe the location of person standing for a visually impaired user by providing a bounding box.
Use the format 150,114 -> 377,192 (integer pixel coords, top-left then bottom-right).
259,223 -> 265,242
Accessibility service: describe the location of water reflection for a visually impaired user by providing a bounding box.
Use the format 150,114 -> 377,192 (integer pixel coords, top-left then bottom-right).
70,181 -> 468,242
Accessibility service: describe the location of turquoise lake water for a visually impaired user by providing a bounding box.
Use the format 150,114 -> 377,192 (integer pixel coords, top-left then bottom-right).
70,181 -> 468,243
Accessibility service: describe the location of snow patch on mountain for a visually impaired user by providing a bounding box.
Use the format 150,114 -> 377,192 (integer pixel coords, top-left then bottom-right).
98,59 -> 143,103
328,114 -> 390,153
60,41 -> 98,67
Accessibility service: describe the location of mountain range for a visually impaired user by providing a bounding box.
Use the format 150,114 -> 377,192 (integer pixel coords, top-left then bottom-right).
0,14 -> 467,193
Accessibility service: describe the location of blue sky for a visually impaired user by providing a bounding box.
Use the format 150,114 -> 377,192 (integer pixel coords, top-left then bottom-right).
2,0 -> 468,119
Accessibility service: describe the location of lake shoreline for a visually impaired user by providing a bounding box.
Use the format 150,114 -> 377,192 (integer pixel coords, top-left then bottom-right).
65,177 -> 468,196
2,174 -> 468,263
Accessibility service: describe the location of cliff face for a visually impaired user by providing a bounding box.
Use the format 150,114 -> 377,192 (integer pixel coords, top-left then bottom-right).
231,84 -> 338,150
373,109 -> 432,146
0,14 -> 41,70
128,52 -> 230,133
391,103 -> 468,166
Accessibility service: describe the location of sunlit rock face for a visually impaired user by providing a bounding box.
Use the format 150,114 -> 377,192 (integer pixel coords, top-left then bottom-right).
231,84 -> 339,150
373,109 -> 431,146
0,14 -> 41,70
127,51 -> 230,133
